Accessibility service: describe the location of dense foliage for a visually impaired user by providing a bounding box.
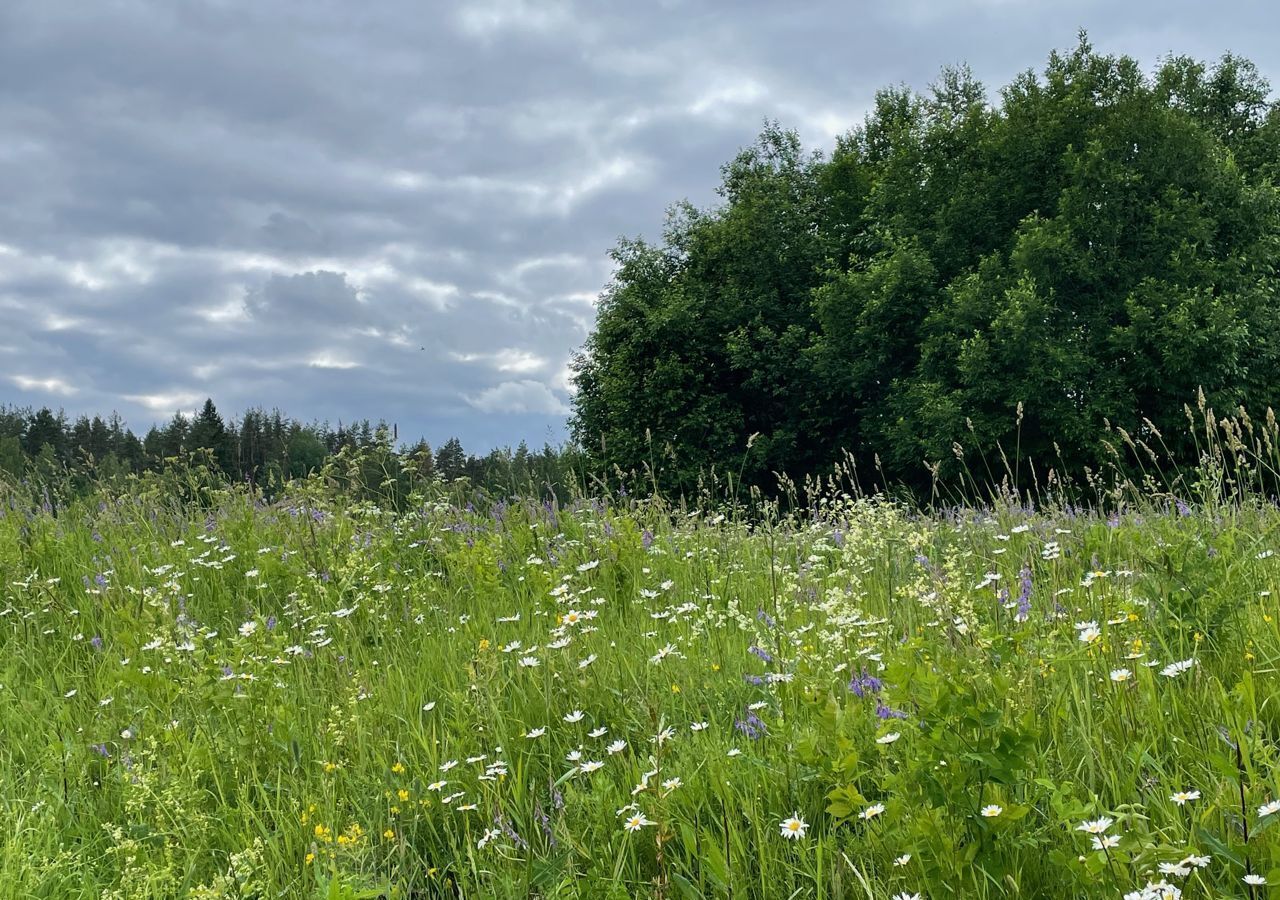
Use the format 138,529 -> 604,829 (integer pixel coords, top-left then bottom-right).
0,400 -> 584,503
572,36 -> 1280,495
6,424 -> 1280,897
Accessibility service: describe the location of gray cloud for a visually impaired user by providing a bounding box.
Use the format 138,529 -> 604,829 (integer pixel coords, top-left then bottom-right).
0,0 -> 1276,449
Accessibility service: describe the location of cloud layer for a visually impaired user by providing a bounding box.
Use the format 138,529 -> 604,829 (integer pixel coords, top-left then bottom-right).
0,0 -> 1275,448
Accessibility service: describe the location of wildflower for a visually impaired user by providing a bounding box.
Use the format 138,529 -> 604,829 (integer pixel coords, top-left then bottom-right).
1258,799 -> 1280,817
893,894 -> 921,900
607,740 -> 626,754
848,668 -> 883,698
1077,817 -> 1114,834
690,721 -> 709,732
623,813 -> 654,832
1244,874 -> 1267,885
579,760 -> 604,774
894,854 -> 911,866
1170,790 -> 1200,805
525,727 -> 546,739
980,805 -> 1002,818
1110,669 -> 1133,683
518,656 -> 540,668
239,621 -> 257,637
1078,624 -> 1102,644
1158,862 -> 1192,878
661,777 -> 681,793
859,803 -> 885,820
1161,658 -> 1196,678
650,643 -> 676,664
876,701 -> 908,720
779,815 -> 808,839
1092,834 -> 1120,850
876,732 -> 901,745
439,759 -> 458,772
563,710 -> 585,723
727,748 -> 741,757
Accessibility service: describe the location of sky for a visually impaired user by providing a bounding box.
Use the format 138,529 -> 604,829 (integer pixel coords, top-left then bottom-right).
1,0 -> 1277,451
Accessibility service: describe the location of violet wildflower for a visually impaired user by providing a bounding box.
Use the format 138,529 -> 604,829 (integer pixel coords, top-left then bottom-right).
1015,565 -> 1032,622
848,668 -> 883,698
875,700 -> 908,720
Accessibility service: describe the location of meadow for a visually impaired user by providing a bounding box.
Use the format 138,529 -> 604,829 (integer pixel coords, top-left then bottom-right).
3,457 -> 1280,899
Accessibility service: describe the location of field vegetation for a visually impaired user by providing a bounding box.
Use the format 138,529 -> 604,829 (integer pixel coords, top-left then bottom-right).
4,409 -> 1280,899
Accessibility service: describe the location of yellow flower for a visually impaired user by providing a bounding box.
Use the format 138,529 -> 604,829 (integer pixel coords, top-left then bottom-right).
479,639 -> 490,652
391,762 -> 406,775
711,663 -> 721,672
397,789 -> 410,802
304,852 -> 315,865
383,828 -> 395,840
671,684 -> 680,694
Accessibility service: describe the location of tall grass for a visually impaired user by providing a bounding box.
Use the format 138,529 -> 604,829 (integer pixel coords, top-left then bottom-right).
2,408 -> 1280,897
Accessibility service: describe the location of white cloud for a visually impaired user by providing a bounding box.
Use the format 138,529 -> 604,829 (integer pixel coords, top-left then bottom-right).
451,348 -> 548,374
467,380 -> 569,415
123,391 -> 204,413
11,375 -> 77,396
309,353 -> 361,370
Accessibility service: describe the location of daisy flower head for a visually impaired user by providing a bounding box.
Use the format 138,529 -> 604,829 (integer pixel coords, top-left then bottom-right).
877,732 -> 901,745
1259,799 -> 1280,817
623,813 -> 654,832
1110,668 -> 1132,683
980,804 -> 1003,818
1092,834 -> 1120,850
779,814 -> 808,839
1244,874 -> 1267,886
859,802 -> 886,821
1161,658 -> 1196,678
1170,789 -> 1200,805
1076,817 -> 1114,835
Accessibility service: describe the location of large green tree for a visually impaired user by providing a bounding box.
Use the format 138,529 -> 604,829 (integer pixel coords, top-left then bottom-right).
571,36 -> 1280,493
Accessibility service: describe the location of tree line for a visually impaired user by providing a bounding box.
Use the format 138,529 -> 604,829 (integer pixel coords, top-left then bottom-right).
571,35 -> 1280,496
0,400 -> 584,499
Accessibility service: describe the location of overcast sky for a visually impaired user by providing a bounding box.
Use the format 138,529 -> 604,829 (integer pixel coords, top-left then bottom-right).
1,1 -> 1276,450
